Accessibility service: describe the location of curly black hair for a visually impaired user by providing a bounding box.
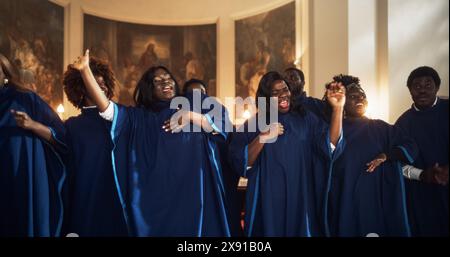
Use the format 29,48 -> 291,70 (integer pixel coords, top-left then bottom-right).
331,74 -> 360,87
321,74 -> 362,122
321,74 -> 361,99
62,57 -> 116,109
283,67 -> 305,82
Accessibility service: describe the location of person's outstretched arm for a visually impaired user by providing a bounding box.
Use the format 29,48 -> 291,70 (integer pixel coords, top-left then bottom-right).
71,49 -> 109,112
326,82 -> 345,146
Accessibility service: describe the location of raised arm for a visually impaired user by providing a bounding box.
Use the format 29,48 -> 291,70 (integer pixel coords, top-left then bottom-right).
71,50 -> 109,111
326,82 -> 345,146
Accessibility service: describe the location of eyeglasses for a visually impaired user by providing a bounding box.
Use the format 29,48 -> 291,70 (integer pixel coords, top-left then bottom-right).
153,73 -> 173,86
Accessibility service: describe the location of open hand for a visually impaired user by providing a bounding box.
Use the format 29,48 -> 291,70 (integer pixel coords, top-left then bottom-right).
366,153 -> 387,172
71,49 -> 90,71
259,122 -> 284,143
326,82 -> 346,109
11,109 -> 36,130
162,110 -> 192,133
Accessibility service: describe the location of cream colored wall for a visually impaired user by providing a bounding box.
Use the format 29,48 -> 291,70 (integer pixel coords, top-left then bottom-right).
348,0 -> 390,121
349,0 -> 377,93
308,0 -> 348,98
348,0 -> 449,123
388,0 -> 449,123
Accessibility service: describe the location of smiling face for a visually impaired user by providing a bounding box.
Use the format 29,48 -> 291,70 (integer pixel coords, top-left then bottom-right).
409,76 -> 439,110
152,68 -> 176,101
271,80 -> 291,113
344,86 -> 368,118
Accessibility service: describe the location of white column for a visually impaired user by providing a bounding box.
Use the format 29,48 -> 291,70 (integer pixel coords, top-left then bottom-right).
217,15 -> 235,120
309,0 -> 349,98
61,0 -> 84,118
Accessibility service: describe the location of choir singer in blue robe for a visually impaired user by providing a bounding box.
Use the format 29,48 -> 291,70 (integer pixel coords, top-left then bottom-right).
396,66 -> 448,237
324,75 -> 418,237
61,57 -> 128,236
228,71 -> 345,237
71,50 -> 231,237
0,53 -> 66,236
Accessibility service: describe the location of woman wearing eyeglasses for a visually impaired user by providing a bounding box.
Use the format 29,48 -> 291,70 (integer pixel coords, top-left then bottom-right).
71,50 -> 231,237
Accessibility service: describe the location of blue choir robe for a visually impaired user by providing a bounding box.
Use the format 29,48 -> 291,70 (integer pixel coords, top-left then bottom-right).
219,133 -> 244,237
109,96 -> 231,236
63,107 -> 128,236
327,118 -> 417,237
192,91 -> 243,237
395,98 -> 449,237
228,111 -> 344,237
0,86 -> 66,237
186,91 -> 243,236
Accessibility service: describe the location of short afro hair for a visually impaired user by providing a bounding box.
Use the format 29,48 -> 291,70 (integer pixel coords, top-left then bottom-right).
407,66 -> 441,89
183,78 -> 208,94
63,57 -> 116,109
284,67 -> 305,82
323,74 -> 361,92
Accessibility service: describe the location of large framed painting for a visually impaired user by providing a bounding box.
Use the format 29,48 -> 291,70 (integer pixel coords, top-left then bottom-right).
84,14 -> 217,106
235,1 -> 295,99
0,0 -> 64,110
